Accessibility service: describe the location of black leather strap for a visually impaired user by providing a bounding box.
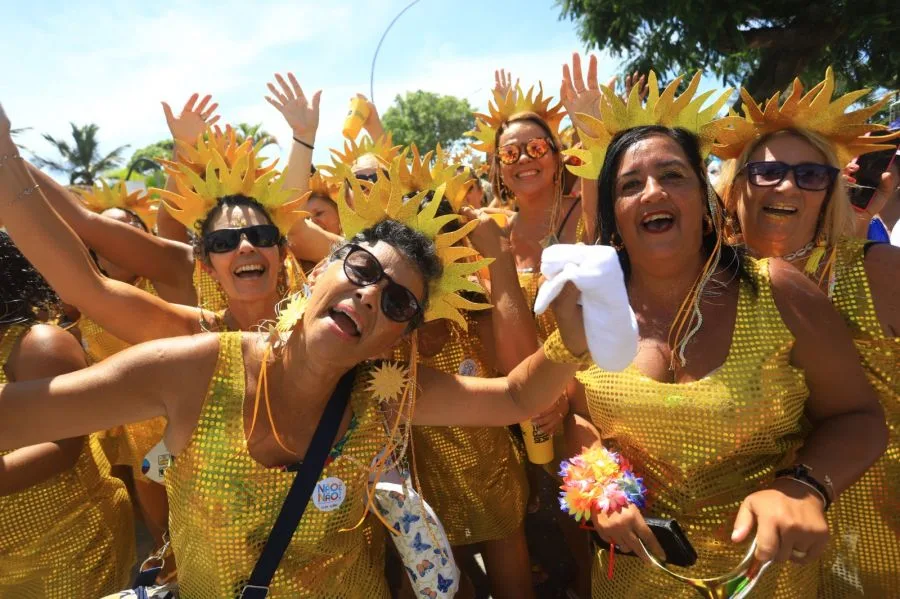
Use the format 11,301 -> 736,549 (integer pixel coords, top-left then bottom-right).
239,367 -> 357,598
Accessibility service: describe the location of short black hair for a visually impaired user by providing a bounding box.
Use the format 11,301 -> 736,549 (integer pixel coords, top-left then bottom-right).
596,125 -> 747,284
342,219 -> 442,329
0,231 -> 61,325
194,194 -> 285,262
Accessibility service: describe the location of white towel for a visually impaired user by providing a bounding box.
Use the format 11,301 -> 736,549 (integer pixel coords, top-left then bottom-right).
533,244 -> 638,371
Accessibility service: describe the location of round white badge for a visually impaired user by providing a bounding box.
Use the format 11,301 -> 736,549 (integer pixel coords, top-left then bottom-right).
313,476 -> 346,512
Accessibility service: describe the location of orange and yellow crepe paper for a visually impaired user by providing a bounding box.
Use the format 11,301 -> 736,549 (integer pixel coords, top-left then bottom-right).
73,179 -> 158,230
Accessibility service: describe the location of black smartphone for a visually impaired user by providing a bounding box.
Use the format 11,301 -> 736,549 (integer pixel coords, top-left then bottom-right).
848,137 -> 900,211
590,517 -> 698,567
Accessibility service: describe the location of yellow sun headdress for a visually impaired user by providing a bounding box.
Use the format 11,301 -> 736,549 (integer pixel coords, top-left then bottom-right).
564,71 -> 733,180
712,66 -> 900,166
73,179 -> 159,230
329,133 -> 402,169
392,145 -> 475,212
467,84 -> 566,154
308,170 -> 341,203
150,128 -> 307,236
334,152 -> 493,330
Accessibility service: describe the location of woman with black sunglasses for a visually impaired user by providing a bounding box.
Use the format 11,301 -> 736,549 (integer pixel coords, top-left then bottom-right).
715,70 -> 900,598
0,156 -> 597,598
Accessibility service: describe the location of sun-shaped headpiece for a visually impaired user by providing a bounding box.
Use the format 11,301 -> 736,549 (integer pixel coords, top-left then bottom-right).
73,179 -> 159,229
334,155 -> 493,329
712,66 -> 900,165
329,133 -> 402,169
564,72 -> 733,180
392,145 -> 475,212
308,170 -> 341,203
467,84 -> 566,154
150,129 -> 306,236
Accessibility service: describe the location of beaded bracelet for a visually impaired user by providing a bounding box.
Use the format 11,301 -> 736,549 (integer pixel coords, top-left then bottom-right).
543,328 -> 591,365
559,445 -> 647,522
2,183 -> 39,208
0,153 -> 24,169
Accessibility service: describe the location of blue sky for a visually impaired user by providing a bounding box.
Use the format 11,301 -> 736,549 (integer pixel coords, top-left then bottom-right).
0,0 -> 723,174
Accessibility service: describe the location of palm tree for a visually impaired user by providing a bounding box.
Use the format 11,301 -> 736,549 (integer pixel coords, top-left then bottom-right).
234,122 -> 278,149
33,123 -> 129,186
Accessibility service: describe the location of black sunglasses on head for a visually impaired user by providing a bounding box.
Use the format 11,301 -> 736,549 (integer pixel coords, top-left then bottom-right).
335,244 -> 421,323
203,224 -> 281,254
742,161 -> 839,191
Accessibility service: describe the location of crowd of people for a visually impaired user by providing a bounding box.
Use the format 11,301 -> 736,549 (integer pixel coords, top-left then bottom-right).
0,52 -> 897,599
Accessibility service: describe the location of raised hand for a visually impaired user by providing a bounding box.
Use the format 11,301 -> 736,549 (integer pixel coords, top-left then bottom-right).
265,72 -> 321,146
561,53 -> 602,133
162,93 -> 220,146
459,206 -> 507,259
494,68 -> 518,99
623,71 -> 649,102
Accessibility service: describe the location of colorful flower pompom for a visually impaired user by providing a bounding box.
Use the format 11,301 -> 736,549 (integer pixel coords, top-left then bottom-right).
558,445 -> 647,522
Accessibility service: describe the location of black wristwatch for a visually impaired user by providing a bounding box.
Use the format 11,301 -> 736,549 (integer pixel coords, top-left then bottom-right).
775,464 -> 834,511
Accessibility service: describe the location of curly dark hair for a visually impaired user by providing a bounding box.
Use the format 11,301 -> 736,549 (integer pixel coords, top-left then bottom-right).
333,219 -> 443,330
0,231 -> 61,325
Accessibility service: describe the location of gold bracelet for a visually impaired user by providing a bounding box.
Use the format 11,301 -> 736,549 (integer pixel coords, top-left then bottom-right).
543,329 -> 591,365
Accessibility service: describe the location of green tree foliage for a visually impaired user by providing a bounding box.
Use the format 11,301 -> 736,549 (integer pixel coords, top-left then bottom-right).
33,123 -> 129,186
381,91 -> 476,155
234,123 -> 278,149
557,0 -> 900,103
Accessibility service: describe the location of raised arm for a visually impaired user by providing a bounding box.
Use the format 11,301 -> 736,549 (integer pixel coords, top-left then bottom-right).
158,93 -> 222,243
267,72 -> 321,199
413,282 -> 584,426
0,333 -> 219,456
0,107 -> 203,344
462,207 -> 539,374
24,162 -> 196,301
0,324 -> 88,496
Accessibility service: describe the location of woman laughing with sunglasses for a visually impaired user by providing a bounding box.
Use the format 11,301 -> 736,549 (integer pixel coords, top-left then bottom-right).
715,70 -> 900,597
0,132 -> 603,596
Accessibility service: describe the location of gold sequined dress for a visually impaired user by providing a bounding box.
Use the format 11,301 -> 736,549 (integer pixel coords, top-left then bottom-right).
818,237 -> 900,597
0,325 -> 135,598
78,277 -> 167,474
165,332 -> 391,598
412,320 -> 528,546
576,259 -> 817,598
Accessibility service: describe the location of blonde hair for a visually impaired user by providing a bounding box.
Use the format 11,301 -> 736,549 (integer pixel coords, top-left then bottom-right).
717,128 -> 855,245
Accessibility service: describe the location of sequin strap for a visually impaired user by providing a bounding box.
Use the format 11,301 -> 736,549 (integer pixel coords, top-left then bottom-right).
543,328 -> 591,365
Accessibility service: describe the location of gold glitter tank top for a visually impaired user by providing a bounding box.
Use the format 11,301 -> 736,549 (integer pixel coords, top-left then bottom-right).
412,319 -> 528,546
0,325 -> 135,598
576,259 -> 816,598
819,237 -> 900,598
166,332 -> 390,598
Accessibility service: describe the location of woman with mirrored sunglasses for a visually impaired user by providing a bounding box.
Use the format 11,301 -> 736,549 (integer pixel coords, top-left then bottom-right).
715,71 -> 900,597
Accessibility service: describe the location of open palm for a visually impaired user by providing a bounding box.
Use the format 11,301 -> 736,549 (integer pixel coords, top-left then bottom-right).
162,93 -> 220,145
265,72 -> 321,144
561,53 -> 603,134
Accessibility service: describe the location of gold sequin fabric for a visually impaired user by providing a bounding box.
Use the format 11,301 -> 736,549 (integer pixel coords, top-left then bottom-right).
77,278 -> 167,473
518,271 -> 557,342
819,237 -> 900,597
577,259 -> 818,598
193,260 -> 229,313
0,325 -> 135,598
166,332 -> 390,598
412,323 -> 528,546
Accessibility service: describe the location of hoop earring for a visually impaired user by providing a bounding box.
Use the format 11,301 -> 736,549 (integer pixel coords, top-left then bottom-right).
608,231 -> 625,251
